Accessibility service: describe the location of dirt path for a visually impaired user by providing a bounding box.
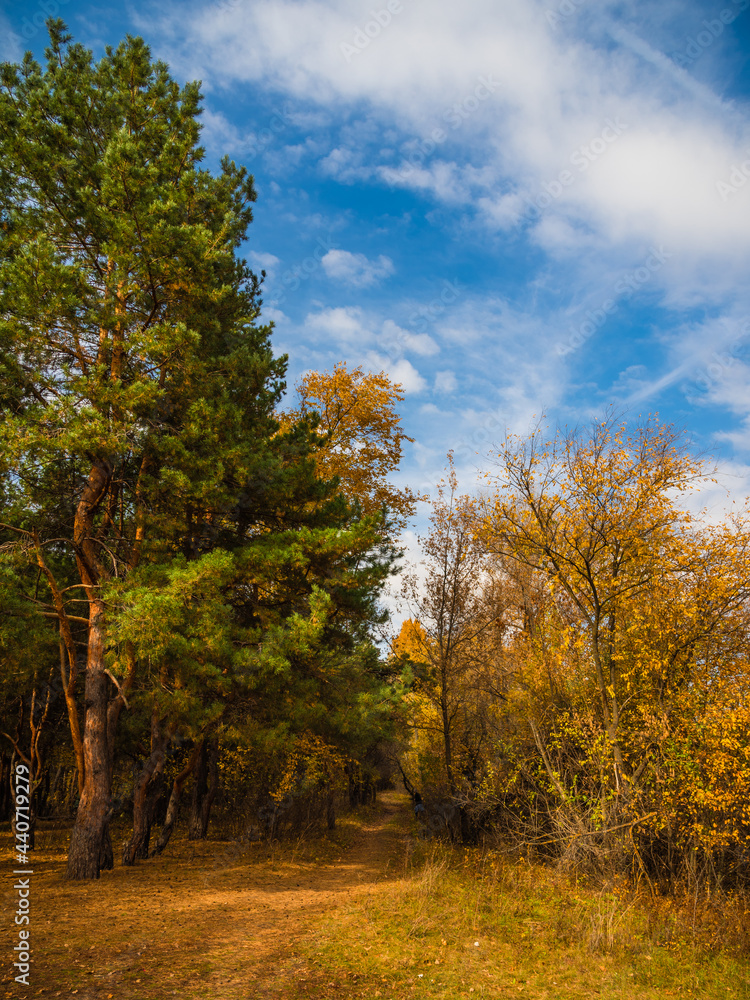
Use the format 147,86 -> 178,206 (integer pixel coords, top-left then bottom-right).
213,790 -> 410,991
0,791 -> 414,999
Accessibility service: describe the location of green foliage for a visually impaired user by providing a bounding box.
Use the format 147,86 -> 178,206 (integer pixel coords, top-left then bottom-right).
0,22 -> 402,863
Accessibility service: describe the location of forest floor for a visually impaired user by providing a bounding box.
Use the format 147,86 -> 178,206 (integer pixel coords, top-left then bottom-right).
1,790 -> 749,1000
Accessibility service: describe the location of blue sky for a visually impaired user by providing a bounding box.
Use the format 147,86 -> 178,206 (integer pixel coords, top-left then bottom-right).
4,0 -> 750,542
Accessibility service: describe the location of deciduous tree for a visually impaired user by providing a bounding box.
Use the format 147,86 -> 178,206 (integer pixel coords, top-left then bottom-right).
477,417 -> 750,873
398,460 -> 507,836
283,363 -> 421,536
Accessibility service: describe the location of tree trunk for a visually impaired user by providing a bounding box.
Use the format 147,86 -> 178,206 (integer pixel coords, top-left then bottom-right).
66,601 -> 111,879
66,457 -> 115,879
326,787 -> 336,830
99,823 -> 114,870
123,714 -> 170,866
441,684 -> 455,792
152,744 -> 202,856
459,805 -> 474,844
347,766 -> 376,807
35,766 -> 51,819
188,737 -> 219,840
64,768 -> 79,813
0,753 -> 11,822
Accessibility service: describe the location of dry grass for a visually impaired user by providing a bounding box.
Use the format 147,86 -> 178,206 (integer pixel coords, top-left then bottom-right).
1,797 -> 749,999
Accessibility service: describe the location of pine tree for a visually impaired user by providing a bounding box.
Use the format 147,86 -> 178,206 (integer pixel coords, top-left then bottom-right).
0,23 -> 294,878
1,23 -> 401,878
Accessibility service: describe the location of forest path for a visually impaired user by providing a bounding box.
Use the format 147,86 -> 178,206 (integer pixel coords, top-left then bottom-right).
176,788 -> 414,997
0,790 -> 415,999
199,789 -> 412,991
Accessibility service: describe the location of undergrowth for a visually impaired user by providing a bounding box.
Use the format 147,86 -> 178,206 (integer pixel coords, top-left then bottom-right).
300,836 -> 750,999
3,799 -> 749,1000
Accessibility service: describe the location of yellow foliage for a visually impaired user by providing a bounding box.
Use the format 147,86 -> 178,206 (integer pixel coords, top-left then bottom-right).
472,416 -> 750,858
273,733 -> 347,802
282,363 -> 422,533
393,618 -> 430,662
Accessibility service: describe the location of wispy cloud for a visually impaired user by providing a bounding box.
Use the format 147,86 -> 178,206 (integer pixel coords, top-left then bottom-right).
150,0 -> 750,271
321,249 -> 395,286
122,0 -> 750,505
249,251 -> 281,274
0,14 -> 23,63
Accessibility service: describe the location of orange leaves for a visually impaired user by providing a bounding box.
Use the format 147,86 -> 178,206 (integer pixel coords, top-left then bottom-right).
393,618 -> 430,662
662,699 -> 750,851
472,414 -> 750,857
273,733 -> 348,802
479,417 -> 712,647
282,362 -> 421,533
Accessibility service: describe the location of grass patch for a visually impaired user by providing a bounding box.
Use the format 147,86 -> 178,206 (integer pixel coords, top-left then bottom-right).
1,799 -> 748,999
297,840 -> 750,999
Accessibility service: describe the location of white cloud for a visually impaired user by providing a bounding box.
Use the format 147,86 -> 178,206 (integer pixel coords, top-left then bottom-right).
434,370 -> 457,392
379,160 -> 472,202
198,108 -> 255,153
605,22 -> 737,118
321,249 -> 395,286
306,305 -> 367,341
476,192 -> 527,229
381,320 -> 439,357
304,309 -> 438,364
249,251 -> 280,273
677,461 -> 750,522
150,0 -> 750,290
261,306 -> 288,325
0,14 -> 23,63
319,145 -> 374,183
135,0 -> 750,509
364,353 -> 427,393
618,314 -> 750,407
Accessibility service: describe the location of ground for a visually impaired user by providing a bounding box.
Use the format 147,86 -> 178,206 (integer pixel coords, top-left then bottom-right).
2,792 -> 750,1000
0,792 -> 409,1000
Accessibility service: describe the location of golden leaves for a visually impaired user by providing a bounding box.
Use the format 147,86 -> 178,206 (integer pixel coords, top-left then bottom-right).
282,362 -> 421,533
473,416 -> 750,851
